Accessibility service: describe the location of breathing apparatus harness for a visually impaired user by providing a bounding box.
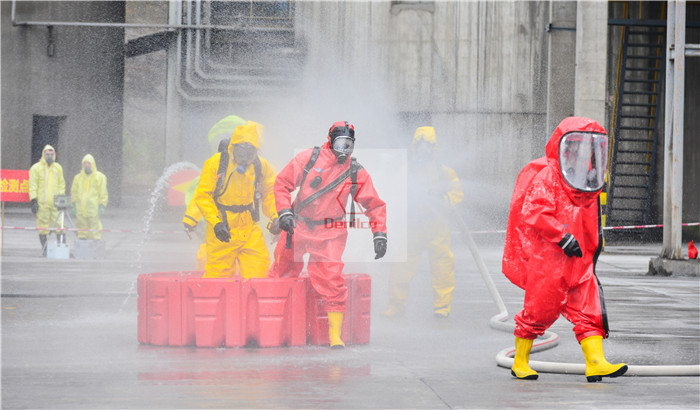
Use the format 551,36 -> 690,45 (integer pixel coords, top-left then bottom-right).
284,146 -> 360,248
212,148 -> 263,230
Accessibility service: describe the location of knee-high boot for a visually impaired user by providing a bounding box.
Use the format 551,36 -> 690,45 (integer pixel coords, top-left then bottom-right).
39,234 -> 47,256
581,335 -> 628,382
511,337 -> 538,380
328,311 -> 345,349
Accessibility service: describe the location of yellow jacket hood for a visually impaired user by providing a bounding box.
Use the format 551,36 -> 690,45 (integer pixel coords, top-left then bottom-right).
40,144 -> 57,165
81,154 -> 98,174
229,122 -> 261,151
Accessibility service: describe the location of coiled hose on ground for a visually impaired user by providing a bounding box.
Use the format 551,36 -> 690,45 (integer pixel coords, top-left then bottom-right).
459,221 -> 700,377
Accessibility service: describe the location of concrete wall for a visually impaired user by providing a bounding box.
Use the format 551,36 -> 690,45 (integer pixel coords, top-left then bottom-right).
290,0 -> 550,226
1,1 -> 125,204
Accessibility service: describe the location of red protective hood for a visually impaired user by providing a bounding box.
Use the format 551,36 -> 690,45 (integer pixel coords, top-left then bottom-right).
545,117 -> 607,206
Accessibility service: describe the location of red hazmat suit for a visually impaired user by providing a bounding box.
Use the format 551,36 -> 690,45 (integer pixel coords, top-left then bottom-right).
503,117 -> 608,343
269,142 -> 387,312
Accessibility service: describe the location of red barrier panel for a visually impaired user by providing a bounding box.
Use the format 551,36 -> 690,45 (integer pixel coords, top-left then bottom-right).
138,273 -> 308,348
138,272 -> 193,346
245,278 -> 307,347
306,273 -> 372,345
182,277 -> 243,347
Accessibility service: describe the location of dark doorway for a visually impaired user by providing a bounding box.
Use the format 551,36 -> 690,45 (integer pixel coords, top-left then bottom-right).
31,115 -> 65,165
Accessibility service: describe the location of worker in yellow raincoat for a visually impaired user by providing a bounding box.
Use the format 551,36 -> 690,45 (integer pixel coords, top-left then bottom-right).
382,126 -> 464,318
28,145 -> 66,255
193,122 -> 279,278
183,115 -> 248,270
70,154 -> 108,240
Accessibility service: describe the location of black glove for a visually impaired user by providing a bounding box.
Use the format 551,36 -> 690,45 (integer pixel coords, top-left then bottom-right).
267,217 -> 281,235
278,210 -> 295,235
184,222 -> 196,232
558,232 -> 583,258
30,198 -> 38,214
373,232 -> 387,260
214,222 -> 231,242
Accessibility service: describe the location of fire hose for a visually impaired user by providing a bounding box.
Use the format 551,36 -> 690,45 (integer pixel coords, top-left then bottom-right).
455,214 -> 700,377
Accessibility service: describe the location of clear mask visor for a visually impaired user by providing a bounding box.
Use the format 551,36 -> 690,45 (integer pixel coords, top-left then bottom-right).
332,136 -> 354,156
559,132 -> 609,192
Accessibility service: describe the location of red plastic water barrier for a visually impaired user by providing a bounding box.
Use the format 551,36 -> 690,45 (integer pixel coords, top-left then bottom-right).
137,272 -> 191,346
306,273 -> 372,346
138,272 -> 310,347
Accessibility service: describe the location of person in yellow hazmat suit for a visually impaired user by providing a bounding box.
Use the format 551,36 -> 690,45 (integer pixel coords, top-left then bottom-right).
70,154 -> 108,240
382,126 -> 464,318
183,115 -> 248,270
193,122 -> 280,279
28,145 -> 66,256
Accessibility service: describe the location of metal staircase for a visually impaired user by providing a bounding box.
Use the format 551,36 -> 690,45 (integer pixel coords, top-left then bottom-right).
607,23 -> 665,226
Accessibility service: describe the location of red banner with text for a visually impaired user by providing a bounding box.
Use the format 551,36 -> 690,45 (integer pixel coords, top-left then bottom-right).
1,170 -> 30,202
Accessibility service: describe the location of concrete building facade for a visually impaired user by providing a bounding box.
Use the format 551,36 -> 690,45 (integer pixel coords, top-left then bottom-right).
2,1 -> 698,229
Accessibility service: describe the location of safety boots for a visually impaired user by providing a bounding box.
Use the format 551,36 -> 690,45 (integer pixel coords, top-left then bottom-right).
328,311 -> 345,349
511,337 -> 538,380
381,305 -> 405,318
581,335 -> 628,382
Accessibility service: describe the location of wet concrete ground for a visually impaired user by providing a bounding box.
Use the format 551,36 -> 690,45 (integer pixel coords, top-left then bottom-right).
2,203 -> 699,409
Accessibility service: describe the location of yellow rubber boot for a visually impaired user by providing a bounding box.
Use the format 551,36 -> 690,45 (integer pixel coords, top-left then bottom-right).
581,335 -> 628,382
328,312 -> 345,349
511,337 -> 538,380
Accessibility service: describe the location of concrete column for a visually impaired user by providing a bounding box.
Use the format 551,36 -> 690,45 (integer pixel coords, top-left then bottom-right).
545,1 -> 576,132
574,1 -> 608,123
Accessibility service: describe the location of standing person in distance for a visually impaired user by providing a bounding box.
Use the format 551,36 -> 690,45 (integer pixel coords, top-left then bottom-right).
28,145 -> 65,255
71,154 -> 108,240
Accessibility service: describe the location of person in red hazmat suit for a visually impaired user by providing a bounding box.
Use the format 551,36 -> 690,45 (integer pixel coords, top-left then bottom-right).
269,121 -> 388,349
382,126 -> 464,318
502,116 -> 628,382
193,122 -> 279,279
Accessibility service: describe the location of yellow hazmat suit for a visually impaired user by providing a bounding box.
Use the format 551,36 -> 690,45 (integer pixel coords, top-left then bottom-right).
385,127 -> 464,318
183,115 -> 248,270
70,154 -> 109,240
29,145 -> 66,236
194,123 -> 278,279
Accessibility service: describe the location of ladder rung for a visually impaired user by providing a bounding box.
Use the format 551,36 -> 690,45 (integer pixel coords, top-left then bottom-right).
618,149 -> 652,153
624,79 -> 660,83
614,184 -> 647,188
619,126 -> 655,130
621,103 -> 656,107
616,162 -> 651,165
615,173 -> 649,176
625,55 -> 663,60
612,207 -> 645,211
617,138 -> 654,142
627,43 -> 663,47
620,115 -> 655,119
624,67 -> 661,71
628,30 -> 664,35
614,196 -> 648,200
623,91 -> 660,95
